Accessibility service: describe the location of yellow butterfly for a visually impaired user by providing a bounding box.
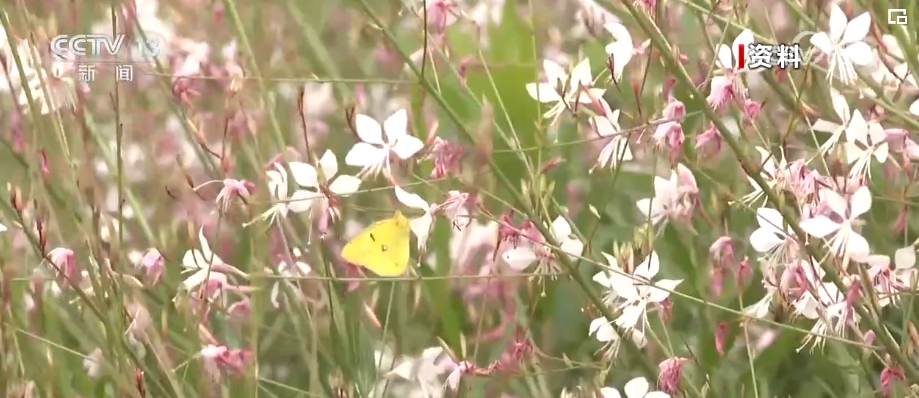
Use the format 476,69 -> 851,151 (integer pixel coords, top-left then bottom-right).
341,211 -> 411,277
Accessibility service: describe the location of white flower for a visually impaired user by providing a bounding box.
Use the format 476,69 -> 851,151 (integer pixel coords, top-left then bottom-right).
83,348 -> 103,379
269,248 -> 312,309
811,87 -> 851,155
809,4 -> 874,85
502,216 -> 584,274
588,314 -> 647,360
738,147 -> 787,206
0,36 -> 39,92
800,186 -> 872,260
395,186 -> 436,250
591,100 -> 633,170
743,282 -> 777,319
893,247 -> 918,287
344,109 -> 424,178
181,228 -> 237,294
593,252 -> 626,305
603,23 -> 647,81
255,163 -> 293,225
865,247 -> 917,307
605,252 -> 682,330
842,111 -> 888,180
635,165 -> 696,225
793,280 -> 858,351
525,58 -> 605,121
601,376 -> 671,398
373,347 -> 451,398
749,207 -> 797,265
468,0 -> 504,26
288,150 -> 362,218
715,29 -> 756,74
18,58 -> 85,115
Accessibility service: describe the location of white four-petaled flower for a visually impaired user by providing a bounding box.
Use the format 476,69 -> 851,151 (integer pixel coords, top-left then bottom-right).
799,186 -> 872,260
841,111 -> 888,180
502,216 -> 584,275
749,207 -> 797,265
591,100 -> 633,170
345,109 -> 425,178
811,87 -> 851,155
603,23 -> 648,81
289,150 -> 362,218
604,252 -> 682,330
525,58 -> 605,121
809,4 -> 873,85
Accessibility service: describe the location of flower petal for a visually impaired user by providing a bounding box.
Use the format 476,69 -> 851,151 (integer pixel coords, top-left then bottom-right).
624,377 -> 651,398
409,213 -> 434,249
391,135 -> 424,159
287,189 -> 316,213
600,387 -> 622,398
827,4 -> 848,42
383,109 -> 409,142
288,161 -> 319,188
542,59 -> 567,86
502,247 -> 538,271
614,305 -> 644,329
850,186 -> 872,218
895,247 -> 916,270
345,142 -> 387,168
841,12 -> 871,44
750,228 -> 784,253
569,58 -> 593,87
800,216 -> 841,238
843,41 -> 874,66
603,22 -> 633,48
354,114 -> 384,144
267,163 -> 289,200
395,186 -> 430,210
328,175 -> 361,196
648,278 -> 682,302
636,252 -> 660,279
525,83 -> 562,103
845,232 -> 870,260
318,150 -> 338,179
715,44 -> 733,71
810,32 -> 833,55
593,271 -> 612,287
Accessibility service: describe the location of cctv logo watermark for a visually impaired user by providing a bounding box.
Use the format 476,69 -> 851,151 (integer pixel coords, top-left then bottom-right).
49,33 -> 166,63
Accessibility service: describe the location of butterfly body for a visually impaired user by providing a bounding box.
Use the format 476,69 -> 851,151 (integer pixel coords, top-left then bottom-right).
341,211 -> 411,277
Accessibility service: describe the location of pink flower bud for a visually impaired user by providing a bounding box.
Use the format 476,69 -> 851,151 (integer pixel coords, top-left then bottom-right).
715,321 -> 730,355
657,357 -> 689,395
709,236 -> 735,269
139,249 -> 165,285
880,365 -> 905,397
662,100 -> 686,121
695,124 -> 722,158
742,99 -> 762,123
48,247 -> 78,285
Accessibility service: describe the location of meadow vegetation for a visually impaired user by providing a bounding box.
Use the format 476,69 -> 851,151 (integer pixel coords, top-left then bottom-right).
2,0 -> 919,397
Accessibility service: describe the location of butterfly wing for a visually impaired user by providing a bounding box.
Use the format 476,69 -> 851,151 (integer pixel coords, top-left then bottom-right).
341,227 -> 374,268
341,213 -> 412,277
